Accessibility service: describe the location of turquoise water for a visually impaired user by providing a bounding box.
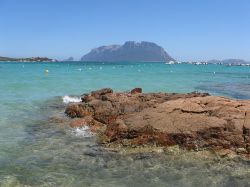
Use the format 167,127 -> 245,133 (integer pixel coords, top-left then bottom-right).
0,62 -> 250,187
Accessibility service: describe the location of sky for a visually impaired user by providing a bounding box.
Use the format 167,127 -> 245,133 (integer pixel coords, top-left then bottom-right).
0,0 -> 250,61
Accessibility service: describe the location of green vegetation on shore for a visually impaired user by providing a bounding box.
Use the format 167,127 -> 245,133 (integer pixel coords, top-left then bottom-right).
0,56 -> 55,62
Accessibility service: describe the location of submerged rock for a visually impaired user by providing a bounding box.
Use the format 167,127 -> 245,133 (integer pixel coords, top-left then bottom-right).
65,88 -> 250,158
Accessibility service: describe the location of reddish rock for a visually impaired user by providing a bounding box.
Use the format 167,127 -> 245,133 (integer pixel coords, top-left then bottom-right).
69,116 -> 104,133
69,118 -> 87,128
65,104 -> 93,118
81,94 -> 95,102
91,88 -> 113,99
65,88 -> 250,157
131,88 -> 142,94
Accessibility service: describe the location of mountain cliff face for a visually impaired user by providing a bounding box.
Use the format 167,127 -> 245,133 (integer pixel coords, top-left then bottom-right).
81,41 -> 174,62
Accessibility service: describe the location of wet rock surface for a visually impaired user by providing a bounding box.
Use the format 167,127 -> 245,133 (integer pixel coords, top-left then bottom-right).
65,88 -> 250,158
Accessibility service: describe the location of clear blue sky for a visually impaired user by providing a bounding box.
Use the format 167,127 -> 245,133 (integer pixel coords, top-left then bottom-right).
1,0 -> 250,61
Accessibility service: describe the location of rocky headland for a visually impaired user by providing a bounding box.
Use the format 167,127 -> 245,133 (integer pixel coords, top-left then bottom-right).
64,88 -> 250,159
81,41 -> 175,62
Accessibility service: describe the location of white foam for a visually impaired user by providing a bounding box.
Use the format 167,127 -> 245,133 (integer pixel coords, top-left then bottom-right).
62,95 -> 81,104
71,126 -> 94,138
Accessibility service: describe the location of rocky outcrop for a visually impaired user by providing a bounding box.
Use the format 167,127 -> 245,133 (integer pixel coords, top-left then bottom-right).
130,88 -> 142,94
81,41 -> 175,62
65,88 -> 250,158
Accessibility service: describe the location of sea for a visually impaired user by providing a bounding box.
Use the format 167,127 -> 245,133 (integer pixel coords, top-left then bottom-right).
0,61 -> 249,187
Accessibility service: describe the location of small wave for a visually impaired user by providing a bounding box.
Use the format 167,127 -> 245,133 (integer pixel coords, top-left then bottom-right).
62,95 -> 81,104
71,126 -> 94,138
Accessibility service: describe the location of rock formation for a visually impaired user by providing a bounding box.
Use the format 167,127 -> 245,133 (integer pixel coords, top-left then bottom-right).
65,88 -> 250,158
81,41 -> 175,62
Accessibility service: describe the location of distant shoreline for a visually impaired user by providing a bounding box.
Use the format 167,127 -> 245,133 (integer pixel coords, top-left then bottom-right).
0,56 -> 56,62
1,60 -> 250,66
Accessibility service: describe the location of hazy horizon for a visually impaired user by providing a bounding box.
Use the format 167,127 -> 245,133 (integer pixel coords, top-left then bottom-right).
1,0 -> 250,61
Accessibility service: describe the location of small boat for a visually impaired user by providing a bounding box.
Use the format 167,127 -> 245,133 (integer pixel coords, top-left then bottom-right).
165,60 -> 175,65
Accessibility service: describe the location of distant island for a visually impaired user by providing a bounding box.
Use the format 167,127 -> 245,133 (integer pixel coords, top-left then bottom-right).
1,46 -> 249,66
0,56 -> 56,62
167,59 -> 250,66
207,59 -> 250,66
81,41 -> 175,62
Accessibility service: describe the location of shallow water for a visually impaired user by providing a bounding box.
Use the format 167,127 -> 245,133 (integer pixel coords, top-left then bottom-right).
0,62 -> 250,186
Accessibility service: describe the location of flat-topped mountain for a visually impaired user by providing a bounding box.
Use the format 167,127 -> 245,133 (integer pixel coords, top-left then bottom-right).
81,41 -> 175,62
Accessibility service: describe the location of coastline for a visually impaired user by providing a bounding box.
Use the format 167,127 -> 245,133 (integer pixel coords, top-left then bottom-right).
2,60 -> 250,67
